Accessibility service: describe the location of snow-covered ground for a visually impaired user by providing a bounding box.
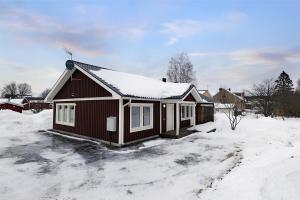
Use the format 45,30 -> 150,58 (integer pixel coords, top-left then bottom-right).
0,110 -> 299,200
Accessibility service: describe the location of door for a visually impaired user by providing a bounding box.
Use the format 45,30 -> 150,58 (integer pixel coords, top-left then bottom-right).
166,104 -> 174,131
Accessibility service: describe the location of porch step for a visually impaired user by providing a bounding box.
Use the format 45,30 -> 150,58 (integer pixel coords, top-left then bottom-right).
160,129 -> 198,139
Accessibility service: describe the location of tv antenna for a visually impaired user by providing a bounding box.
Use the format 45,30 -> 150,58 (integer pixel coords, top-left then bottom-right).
64,48 -> 73,60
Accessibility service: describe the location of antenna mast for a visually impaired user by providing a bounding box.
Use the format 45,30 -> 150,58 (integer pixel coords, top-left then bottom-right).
64,48 -> 73,60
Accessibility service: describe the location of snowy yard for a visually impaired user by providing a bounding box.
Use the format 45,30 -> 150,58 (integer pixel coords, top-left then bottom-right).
0,110 -> 299,200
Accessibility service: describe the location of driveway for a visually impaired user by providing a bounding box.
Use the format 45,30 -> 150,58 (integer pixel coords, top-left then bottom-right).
0,110 -> 241,200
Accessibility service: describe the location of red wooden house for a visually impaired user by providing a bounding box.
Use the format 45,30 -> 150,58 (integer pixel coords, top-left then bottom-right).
0,99 -> 23,113
46,60 -> 213,146
22,97 -> 52,110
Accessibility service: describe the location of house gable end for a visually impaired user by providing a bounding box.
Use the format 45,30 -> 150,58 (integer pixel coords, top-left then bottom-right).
54,69 -> 112,99
184,93 -> 196,101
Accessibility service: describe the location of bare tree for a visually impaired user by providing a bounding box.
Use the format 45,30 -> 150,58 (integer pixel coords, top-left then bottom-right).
18,83 -> 32,97
1,82 -> 18,98
248,79 -> 276,117
40,88 -> 51,98
167,52 -> 196,83
220,98 -> 243,130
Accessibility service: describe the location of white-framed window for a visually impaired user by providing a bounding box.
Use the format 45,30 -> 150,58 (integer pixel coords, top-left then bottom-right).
181,104 -> 193,120
130,103 -> 153,132
56,103 -> 76,126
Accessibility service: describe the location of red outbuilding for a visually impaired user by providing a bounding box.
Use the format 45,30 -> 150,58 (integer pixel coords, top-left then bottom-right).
22,97 -> 52,110
0,101 -> 23,113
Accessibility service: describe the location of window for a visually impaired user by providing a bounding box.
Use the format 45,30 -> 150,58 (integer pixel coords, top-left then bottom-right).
143,107 -> 150,126
130,103 -> 153,132
56,103 -> 76,126
181,104 -> 194,120
131,106 -> 140,128
57,105 -> 62,121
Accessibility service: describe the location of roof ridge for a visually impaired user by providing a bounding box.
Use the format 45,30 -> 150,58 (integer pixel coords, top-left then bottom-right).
66,60 -> 113,71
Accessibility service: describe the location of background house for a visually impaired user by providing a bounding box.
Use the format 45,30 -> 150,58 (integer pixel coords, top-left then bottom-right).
22,97 -> 52,110
0,98 -> 23,113
213,88 -> 246,111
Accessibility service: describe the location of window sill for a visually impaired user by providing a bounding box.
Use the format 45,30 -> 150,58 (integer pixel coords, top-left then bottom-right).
130,125 -> 153,133
56,121 -> 75,127
181,117 -> 192,121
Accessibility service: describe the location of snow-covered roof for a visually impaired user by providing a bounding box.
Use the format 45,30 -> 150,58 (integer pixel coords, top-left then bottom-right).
220,88 -> 246,101
0,98 -> 23,107
73,61 -> 194,99
0,98 -> 23,105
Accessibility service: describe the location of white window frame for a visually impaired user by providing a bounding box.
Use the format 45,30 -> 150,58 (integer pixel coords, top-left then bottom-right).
130,103 -> 153,133
181,104 -> 193,120
56,103 -> 76,126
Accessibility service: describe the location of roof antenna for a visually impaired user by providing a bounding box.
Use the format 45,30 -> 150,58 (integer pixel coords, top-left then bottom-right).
64,48 -> 73,60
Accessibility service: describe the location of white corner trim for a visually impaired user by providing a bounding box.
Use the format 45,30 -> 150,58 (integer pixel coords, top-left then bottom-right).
118,99 -> 124,145
176,102 -> 180,136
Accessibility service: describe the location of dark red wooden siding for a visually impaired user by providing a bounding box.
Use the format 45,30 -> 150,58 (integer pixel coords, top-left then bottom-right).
23,102 -> 51,110
180,119 -> 190,128
124,100 -> 160,143
184,93 -> 196,101
0,103 -> 23,113
53,100 -> 119,143
54,69 -> 112,99
196,103 -> 214,124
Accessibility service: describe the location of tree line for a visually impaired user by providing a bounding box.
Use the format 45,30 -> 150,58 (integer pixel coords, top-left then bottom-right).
249,71 -> 300,118
0,82 -> 51,99
166,52 -> 300,118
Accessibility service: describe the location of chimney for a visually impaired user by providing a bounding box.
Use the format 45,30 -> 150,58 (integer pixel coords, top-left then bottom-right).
162,78 -> 167,82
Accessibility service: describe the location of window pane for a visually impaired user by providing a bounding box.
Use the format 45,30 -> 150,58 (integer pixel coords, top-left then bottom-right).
190,106 -> 193,117
131,106 -> 140,128
186,106 -> 189,118
63,105 -> 68,122
69,105 -> 75,123
57,105 -> 62,121
143,106 -> 150,126
181,106 -> 185,118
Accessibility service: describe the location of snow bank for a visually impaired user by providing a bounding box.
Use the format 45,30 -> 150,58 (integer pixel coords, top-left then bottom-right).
199,113 -> 300,200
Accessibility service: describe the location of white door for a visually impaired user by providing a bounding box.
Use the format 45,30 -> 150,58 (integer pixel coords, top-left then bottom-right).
166,104 -> 174,131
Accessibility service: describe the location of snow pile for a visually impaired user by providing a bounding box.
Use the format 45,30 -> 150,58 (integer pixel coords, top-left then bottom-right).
86,66 -> 191,99
199,113 -> 300,200
0,98 -> 23,106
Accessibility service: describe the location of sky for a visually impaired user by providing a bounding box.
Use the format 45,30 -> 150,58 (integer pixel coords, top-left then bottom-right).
0,0 -> 299,95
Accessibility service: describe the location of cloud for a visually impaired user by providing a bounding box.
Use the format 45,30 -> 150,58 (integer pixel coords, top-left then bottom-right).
190,47 -> 300,93
0,59 -> 61,94
0,6 -> 146,56
162,11 -> 247,45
